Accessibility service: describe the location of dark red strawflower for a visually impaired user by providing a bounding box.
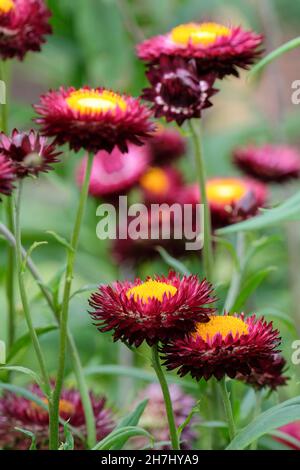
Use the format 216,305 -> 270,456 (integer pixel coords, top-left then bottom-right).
0,153 -> 14,196
142,56 -> 217,125
0,129 -> 61,178
0,384 -> 114,450
140,166 -> 183,204
34,87 -> 155,154
137,22 -> 263,79
129,384 -> 197,450
233,144 -> 300,183
148,125 -> 186,166
77,144 -> 150,200
237,354 -> 288,391
89,271 -> 216,347
162,314 -> 281,381
0,0 -> 52,60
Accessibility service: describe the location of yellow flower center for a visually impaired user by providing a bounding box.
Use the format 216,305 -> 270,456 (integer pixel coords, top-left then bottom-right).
0,0 -> 14,14
171,22 -> 231,46
66,89 -> 126,114
206,178 -> 247,205
140,167 -> 169,194
126,280 -> 177,303
31,398 -> 75,415
195,316 -> 249,341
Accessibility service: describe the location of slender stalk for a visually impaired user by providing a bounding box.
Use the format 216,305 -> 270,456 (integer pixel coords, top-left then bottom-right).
0,222 -> 96,449
188,120 -> 214,281
151,345 -> 180,450
49,152 -> 94,450
219,377 -> 236,441
0,61 -> 15,351
14,181 -> 51,397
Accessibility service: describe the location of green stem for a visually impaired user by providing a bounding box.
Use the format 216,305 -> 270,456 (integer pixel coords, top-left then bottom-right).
0,222 -> 96,450
49,152 -> 94,450
188,120 -> 214,281
14,181 -> 51,397
151,345 -> 180,450
219,377 -> 236,441
1,61 -> 15,351
223,232 -> 245,313
250,391 -> 263,450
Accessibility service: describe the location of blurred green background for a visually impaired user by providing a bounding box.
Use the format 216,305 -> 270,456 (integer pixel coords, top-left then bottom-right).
1,0 -> 300,446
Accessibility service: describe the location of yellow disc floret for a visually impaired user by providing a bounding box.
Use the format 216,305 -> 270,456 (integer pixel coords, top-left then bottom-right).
195,315 -> 249,341
126,280 -> 177,303
140,167 -> 169,194
171,22 -> 231,46
66,89 -> 127,114
206,178 -> 247,205
0,0 -> 15,14
31,398 -> 75,415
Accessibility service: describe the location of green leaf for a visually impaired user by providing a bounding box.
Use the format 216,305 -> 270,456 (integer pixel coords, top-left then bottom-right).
70,284 -> 99,300
0,366 -> 43,390
226,404 -> 300,450
7,325 -> 58,363
156,246 -> 191,275
110,399 -> 148,450
84,365 -> 198,391
0,340 -> 5,364
217,191 -> 300,234
212,236 -> 240,269
59,421 -> 75,450
230,267 -> 276,312
92,426 -> 153,451
0,382 -> 49,409
21,241 -> 48,273
250,37 -> 300,78
14,427 -> 37,450
46,230 -> 74,252
257,308 -> 297,335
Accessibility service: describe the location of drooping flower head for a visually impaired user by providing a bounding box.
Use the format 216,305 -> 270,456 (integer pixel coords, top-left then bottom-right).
162,314 -> 281,381
140,166 -> 183,204
77,144 -> 150,201
34,87 -> 155,153
142,56 -> 217,125
0,129 -> 61,178
137,22 -> 263,78
0,153 -> 15,197
129,384 -> 197,450
0,384 -> 114,449
0,0 -> 52,60
148,125 -> 186,166
89,271 -> 216,347
233,144 -> 300,183
237,354 -> 288,391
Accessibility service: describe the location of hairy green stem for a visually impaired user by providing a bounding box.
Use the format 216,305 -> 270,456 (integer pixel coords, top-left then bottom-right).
49,152 -> 94,450
0,221 -> 96,449
219,378 -> 236,441
188,120 -> 214,281
14,182 -> 51,397
151,345 -> 180,450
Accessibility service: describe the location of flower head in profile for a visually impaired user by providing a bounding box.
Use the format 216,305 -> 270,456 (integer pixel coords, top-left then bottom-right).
140,166 -> 183,204
0,0 -> 52,60
129,384 -> 197,450
0,384 -> 114,450
137,22 -> 263,78
0,154 -> 15,197
0,129 -> 61,178
237,354 -> 288,391
34,87 -> 154,153
162,314 -> 281,381
233,144 -> 300,183
77,144 -> 150,201
148,125 -> 186,166
89,271 -> 216,347
142,56 -> 217,125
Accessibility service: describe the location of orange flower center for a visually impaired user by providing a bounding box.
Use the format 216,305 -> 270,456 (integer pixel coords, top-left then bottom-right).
126,280 -> 177,303
195,315 -> 249,341
0,0 -> 14,14
171,22 -> 231,46
206,178 -> 247,205
140,167 -> 169,194
66,89 -> 126,114
31,398 -> 75,415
